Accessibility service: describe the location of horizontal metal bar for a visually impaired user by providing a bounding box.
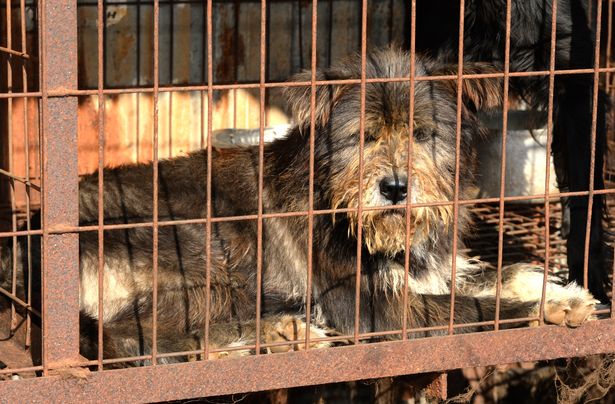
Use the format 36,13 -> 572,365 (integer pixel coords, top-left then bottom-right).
0,45 -> 35,61
37,315 -> 547,369
0,168 -> 41,190
2,66 -> 615,99
0,187 -> 611,239
0,286 -> 41,317
0,320 -> 614,402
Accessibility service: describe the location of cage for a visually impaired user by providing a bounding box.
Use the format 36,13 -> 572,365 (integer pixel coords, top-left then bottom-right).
1,0 -> 615,402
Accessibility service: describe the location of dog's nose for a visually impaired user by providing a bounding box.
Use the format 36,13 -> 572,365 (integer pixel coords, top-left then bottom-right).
379,176 -> 408,204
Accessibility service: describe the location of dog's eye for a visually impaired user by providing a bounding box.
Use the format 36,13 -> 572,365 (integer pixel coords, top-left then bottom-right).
355,132 -> 377,142
414,130 -> 436,142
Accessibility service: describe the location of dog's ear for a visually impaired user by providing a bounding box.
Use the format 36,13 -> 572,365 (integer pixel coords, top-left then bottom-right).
284,69 -> 349,128
432,63 -> 503,112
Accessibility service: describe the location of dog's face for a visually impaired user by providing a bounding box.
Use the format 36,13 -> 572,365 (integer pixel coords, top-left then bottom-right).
286,49 -> 502,257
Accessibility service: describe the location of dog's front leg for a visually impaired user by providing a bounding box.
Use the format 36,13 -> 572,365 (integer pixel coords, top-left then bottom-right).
455,262 -> 598,327
405,289 -> 596,336
205,315 -> 334,356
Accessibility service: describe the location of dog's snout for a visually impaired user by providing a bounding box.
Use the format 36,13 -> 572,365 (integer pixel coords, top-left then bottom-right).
379,176 -> 408,204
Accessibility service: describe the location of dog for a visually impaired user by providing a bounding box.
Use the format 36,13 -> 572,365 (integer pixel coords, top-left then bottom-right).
0,48 -> 598,366
412,0 -> 610,303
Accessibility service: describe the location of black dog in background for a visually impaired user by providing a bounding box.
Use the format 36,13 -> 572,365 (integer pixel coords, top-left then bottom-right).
409,0 -> 610,302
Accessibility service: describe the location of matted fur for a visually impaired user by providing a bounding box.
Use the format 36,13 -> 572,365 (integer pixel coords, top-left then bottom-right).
414,0 -> 610,303
0,48 -> 597,365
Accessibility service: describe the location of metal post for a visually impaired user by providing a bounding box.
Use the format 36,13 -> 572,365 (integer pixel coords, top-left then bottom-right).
39,0 -> 80,371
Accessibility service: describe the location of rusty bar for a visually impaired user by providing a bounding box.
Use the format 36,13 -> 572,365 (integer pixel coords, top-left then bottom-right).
0,167 -> 40,189
6,188 -> 615,238
96,0 -> 105,371
493,0 -> 513,331
612,241 -> 615,318
608,0 -> 614,317
4,187 -> 615,238
62,313 -> 554,367
151,0 -> 161,365
233,0 -> 239,130
0,45 -> 33,59
582,0 -> 603,288
539,0 -> 559,325
304,0 -> 318,349
255,0 -> 267,354
0,365 -> 44,376
203,0 -> 213,360
64,309 -> 589,368
6,0 -> 19,337
199,0 -> 206,150
354,0 -> 368,343
2,320 -> 615,402
607,0 -> 613,69
448,0 -> 466,335
39,0 -> 81,371
0,285 -> 41,317
19,0 -> 33,349
402,0 -> 417,340
8,66 -> 615,99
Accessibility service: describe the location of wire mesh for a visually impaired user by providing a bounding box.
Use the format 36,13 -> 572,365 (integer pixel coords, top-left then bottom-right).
0,0 -> 614,401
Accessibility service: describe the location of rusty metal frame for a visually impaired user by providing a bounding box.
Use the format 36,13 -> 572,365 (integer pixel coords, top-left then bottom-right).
38,0 -> 81,373
0,321 -> 614,402
1,0 -> 615,401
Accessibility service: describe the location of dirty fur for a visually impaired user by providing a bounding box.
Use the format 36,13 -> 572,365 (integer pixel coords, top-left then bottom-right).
0,48 -> 597,365
413,0 -> 610,303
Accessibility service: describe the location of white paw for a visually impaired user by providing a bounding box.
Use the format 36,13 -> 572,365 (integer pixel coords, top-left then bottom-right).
265,315 -> 333,353
540,284 -> 599,327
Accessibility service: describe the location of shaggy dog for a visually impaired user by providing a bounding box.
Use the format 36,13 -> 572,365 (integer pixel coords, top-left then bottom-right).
412,0 -> 610,302
0,48 -> 598,365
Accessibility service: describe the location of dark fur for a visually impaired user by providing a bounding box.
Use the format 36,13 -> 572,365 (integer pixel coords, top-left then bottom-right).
412,0 -> 610,302
0,49 -> 594,365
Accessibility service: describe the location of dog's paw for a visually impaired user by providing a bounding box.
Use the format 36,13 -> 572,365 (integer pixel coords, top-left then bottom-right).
265,315 -> 333,353
538,284 -> 599,327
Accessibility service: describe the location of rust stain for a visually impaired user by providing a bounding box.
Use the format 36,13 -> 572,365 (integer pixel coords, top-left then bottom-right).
216,12 -> 245,83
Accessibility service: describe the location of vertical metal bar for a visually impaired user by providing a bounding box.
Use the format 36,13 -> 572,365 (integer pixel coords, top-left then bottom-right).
607,0 -> 613,71
169,4 -> 174,81
612,238 -> 615,318
233,0 -> 239,129
255,0 -> 267,354
539,0 -> 559,325
402,0 -> 416,339
168,95 -> 173,158
200,1 -> 207,150
327,0 -> 333,67
152,0 -> 160,365
96,0 -> 106,370
39,0 -> 80,373
6,0 -> 18,336
19,0 -> 33,349
135,2 -> 141,162
304,0 -> 318,349
203,0 -> 213,360
582,0 -> 603,288
448,0 -> 466,335
493,0 -> 513,331
168,2 -> 174,158
265,4 -> 271,128
354,0 -> 368,343
609,0 -> 615,319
